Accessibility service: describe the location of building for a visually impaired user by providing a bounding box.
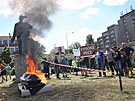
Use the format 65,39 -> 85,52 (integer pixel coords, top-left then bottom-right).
118,9 -> 135,46
0,36 -> 19,55
107,24 -> 119,46
97,36 -> 104,49
97,9 -> 135,49
97,24 -> 119,49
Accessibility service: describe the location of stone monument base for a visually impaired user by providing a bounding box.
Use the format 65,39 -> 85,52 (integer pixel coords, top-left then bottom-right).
14,55 -> 26,82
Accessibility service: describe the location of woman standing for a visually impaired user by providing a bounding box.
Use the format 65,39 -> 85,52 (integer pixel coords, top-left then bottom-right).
1,60 -> 7,82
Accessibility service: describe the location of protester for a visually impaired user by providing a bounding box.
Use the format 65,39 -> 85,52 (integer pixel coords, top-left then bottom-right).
6,64 -> 12,80
54,56 -> 61,79
95,47 -> 106,77
105,46 -> 116,76
104,55 -> 110,71
81,57 -> 89,76
112,46 -> 124,76
41,58 -> 50,79
61,54 -> 68,78
72,56 -> 78,76
0,60 -> 7,82
68,57 -> 73,74
90,56 -> 96,69
119,48 -> 129,76
121,42 -> 134,76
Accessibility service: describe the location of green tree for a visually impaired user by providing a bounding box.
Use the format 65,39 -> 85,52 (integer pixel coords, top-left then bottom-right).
85,34 -> 94,45
28,38 -> 46,63
69,42 -> 81,53
0,46 -> 12,64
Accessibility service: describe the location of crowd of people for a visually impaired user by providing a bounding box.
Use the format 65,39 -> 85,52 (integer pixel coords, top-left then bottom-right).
0,60 -> 12,82
41,42 -> 135,79
1,42 -> 134,81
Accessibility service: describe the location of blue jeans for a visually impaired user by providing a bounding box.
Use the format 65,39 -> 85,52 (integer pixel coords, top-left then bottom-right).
97,62 -> 106,76
115,60 -> 124,76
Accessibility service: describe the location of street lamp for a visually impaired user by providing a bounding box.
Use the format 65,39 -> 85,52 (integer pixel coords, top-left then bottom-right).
66,32 -> 74,54
54,43 -> 57,53
8,33 -> 11,48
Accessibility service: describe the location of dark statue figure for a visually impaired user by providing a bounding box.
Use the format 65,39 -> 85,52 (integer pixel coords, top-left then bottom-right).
11,15 -> 32,55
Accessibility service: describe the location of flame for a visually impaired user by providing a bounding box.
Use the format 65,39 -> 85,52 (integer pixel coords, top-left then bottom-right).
25,54 -> 47,84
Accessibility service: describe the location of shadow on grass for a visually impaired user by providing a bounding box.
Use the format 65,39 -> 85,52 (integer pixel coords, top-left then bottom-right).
128,76 -> 135,79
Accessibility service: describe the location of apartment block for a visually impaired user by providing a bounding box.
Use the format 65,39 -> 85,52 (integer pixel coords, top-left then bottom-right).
118,9 -> 135,46
97,24 -> 119,49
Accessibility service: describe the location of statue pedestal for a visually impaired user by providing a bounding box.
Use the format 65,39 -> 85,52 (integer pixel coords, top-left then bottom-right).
14,55 -> 26,82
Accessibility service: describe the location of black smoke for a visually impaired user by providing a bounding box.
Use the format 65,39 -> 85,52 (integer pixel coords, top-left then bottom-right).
9,0 -> 59,36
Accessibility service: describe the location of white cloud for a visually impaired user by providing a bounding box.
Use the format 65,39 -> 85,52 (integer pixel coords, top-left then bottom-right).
58,0 -> 96,10
0,0 -> 12,17
80,8 -> 99,19
103,0 -> 128,6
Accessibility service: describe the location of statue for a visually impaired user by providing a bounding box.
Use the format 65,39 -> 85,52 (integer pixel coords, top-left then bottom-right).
11,15 -> 33,55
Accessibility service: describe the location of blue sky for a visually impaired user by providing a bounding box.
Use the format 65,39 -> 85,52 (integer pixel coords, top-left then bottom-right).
0,0 -> 135,53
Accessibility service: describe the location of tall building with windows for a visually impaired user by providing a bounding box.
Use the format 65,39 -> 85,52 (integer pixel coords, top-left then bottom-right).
118,9 -> 135,45
97,36 -> 104,49
97,24 -> 119,49
0,36 -> 19,54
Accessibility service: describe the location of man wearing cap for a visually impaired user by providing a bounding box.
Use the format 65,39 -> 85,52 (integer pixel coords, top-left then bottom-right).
112,46 -> 124,76
121,42 -> 134,76
11,15 -> 33,55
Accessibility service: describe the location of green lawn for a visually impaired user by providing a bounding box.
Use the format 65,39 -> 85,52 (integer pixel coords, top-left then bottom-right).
0,70 -> 135,101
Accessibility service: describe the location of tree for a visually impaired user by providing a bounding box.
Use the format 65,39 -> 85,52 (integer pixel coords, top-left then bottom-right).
0,46 -> 12,64
68,42 -> 81,53
86,34 -> 94,45
28,38 -> 46,64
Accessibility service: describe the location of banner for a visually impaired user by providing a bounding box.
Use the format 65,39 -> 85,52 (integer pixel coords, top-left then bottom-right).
80,44 -> 95,57
55,46 -> 65,55
73,49 -> 80,56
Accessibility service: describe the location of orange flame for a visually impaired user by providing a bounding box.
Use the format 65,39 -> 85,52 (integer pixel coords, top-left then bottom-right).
25,54 -> 47,84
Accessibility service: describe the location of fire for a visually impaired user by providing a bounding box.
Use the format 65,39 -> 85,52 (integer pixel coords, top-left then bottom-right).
25,54 -> 47,84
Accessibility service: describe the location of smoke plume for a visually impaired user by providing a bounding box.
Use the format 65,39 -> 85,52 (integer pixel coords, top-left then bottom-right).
9,0 -> 58,36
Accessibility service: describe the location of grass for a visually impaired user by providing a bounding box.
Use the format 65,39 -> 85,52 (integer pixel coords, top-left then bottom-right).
0,70 -> 135,101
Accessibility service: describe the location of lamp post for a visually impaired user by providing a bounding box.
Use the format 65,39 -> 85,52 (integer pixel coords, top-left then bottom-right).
8,33 -> 11,48
66,32 -> 74,54
54,43 -> 57,54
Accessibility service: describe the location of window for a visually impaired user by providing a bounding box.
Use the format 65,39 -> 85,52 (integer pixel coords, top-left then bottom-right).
3,40 -> 8,45
123,19 -> 126,23
110,30 -> 114,34
10,47 -> 14,52
15,47 -> 19,52
0,40 -> 2,45
124,23 -> 127,27
127,39 -> 130,42
126,31 -> 128,35
131,16 -> 135,20
14,40 -> 18,44
126,35 -> 129,38
0,48 -> 2,52
111,34 -> 115,38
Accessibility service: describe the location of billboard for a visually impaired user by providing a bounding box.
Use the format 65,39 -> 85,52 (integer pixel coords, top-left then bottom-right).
80,44 -> 95,57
